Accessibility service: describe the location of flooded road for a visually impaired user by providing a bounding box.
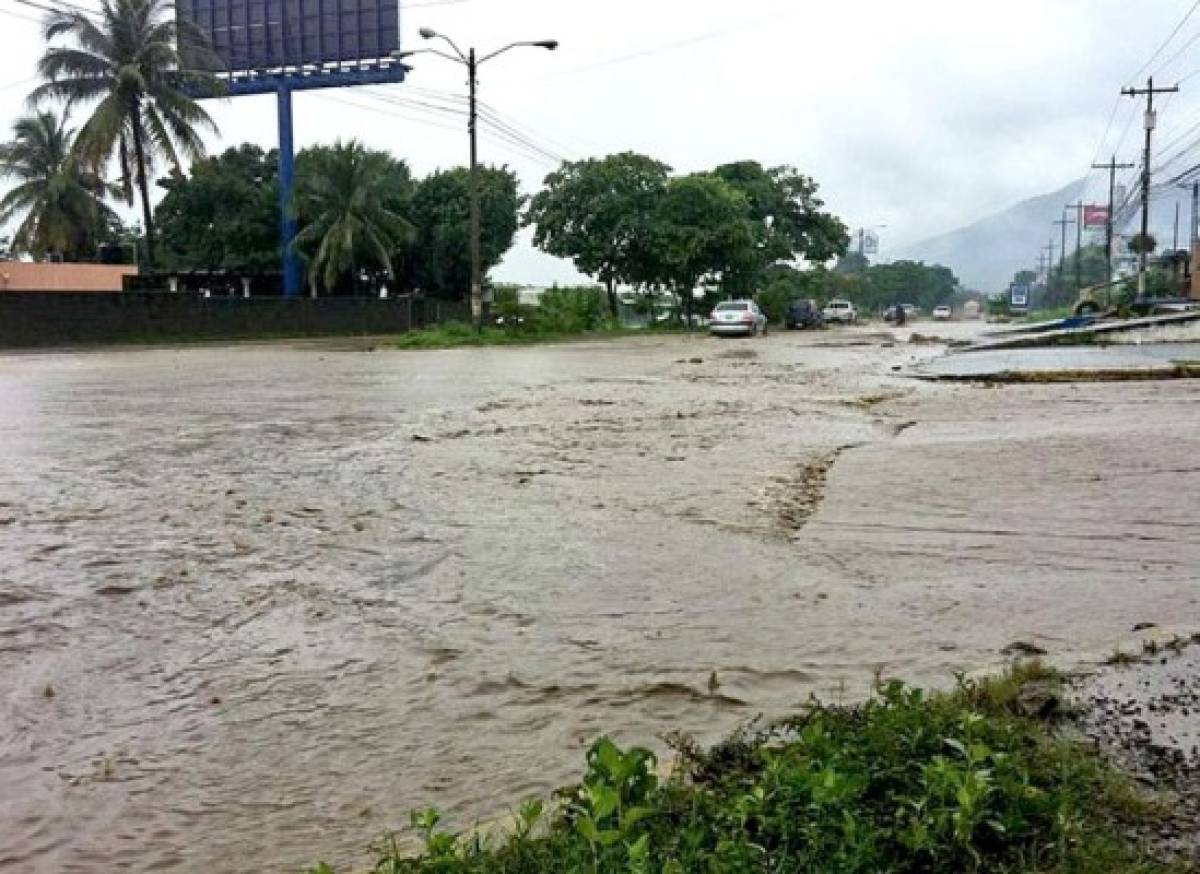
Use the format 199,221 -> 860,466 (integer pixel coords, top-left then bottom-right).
2,326 -> 1198,872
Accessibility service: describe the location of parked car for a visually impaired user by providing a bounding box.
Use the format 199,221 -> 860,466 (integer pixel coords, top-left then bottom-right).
822,299 -> 858,324
709,300 -> 768,337
785,299 -> 823,330
884,303 -> 919,322
932,305 -> 953,321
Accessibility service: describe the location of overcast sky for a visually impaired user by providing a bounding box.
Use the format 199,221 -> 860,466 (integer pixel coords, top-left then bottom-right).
4,0 -> 1200,283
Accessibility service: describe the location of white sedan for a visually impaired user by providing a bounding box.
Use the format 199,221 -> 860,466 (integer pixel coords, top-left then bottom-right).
709,300 -> 768,337
932,305 -> 953,321
822,299 -> 858,324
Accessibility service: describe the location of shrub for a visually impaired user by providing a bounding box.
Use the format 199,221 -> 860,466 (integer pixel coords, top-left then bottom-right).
308,667 -> 1171,874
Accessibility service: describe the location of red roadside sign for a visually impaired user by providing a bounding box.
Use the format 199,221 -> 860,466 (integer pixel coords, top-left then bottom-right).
1083,205 -> 1109,227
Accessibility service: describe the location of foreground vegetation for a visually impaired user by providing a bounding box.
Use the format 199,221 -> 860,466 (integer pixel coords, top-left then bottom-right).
308,665 -> 1181,874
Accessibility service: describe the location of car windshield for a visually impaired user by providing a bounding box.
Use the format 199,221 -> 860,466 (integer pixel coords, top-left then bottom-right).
715,302 -> 749,311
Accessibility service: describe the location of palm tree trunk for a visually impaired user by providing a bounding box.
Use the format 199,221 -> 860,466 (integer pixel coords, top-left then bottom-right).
128,107 -> 156,268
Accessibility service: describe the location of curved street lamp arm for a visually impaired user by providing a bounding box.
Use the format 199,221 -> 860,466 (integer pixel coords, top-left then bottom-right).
394,47 -> 464,65
430,32 -> 468,63
478,40 -> 558,65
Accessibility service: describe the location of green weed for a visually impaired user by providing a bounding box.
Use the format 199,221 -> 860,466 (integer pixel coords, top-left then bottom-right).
306,668 -> 1178,874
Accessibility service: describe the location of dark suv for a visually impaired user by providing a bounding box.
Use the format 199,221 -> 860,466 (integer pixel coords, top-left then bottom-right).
785,299 -> 823,330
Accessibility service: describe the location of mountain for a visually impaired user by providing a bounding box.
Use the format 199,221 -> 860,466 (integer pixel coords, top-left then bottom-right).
894,180 -> 1088,293
896,180 -> 1199,293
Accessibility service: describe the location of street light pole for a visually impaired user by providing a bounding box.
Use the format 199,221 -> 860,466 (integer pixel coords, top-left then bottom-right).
396,32 -> 558,331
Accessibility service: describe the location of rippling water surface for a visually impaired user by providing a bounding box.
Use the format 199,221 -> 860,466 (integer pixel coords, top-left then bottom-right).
2,331 -> 1197,872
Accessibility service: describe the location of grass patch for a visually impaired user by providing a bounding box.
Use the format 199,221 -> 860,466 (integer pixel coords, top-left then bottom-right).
308,664 -> 1180,873
389,321 -> 686,350
1020,306 -> 1078,324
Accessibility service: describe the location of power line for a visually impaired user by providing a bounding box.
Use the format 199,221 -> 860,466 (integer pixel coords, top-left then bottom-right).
0,4 -> 40,23
1130,0 -> 1200,81
313,90 -> 561,168
388,84 -> 588,158
2,0 -> 99,19
358,88 -> 565,164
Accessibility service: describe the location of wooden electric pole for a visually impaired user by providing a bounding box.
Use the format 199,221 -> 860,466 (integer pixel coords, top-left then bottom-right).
1121,78 -> 1180,295
1092,156 -> 1135,280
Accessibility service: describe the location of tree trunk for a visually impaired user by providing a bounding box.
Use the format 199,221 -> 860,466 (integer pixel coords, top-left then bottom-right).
605,274 -> 618,320
128,105 -> 156,269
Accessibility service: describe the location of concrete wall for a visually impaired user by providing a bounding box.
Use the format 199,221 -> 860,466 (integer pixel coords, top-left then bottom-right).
0,262 -> 137,292
0,293 -> 462,348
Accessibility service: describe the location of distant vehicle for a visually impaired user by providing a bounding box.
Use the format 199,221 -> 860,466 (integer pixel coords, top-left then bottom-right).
822,299 -> 858,324
962,300 -> 982,319
709,300 -> 768,337
932,305 -> 952,321
883,303 -> 918,322
784,299 -> 823,330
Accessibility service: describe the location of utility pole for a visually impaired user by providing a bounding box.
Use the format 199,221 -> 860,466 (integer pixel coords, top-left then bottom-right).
1179,181 -> 1200,254
1174,201 -> 1181,251
1122,78 -> 1180,296
1043,241 -> 1057,288
1092,156 -> 1135,280
395,31 -> 558,330
1066,201 -> 1084,290
1193,181 -> 1199,253
1053,212 -> 1074,285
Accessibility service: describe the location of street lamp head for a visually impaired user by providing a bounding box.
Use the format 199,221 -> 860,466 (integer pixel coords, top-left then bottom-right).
419,27 -> 437,39
535,39 -> 559,50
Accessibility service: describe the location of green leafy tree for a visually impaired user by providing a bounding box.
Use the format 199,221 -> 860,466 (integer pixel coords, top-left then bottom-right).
649,174 -> 754,321
1045,245 -> 1111,307
755,263 -> 830,322
155,144 -> 280,271
834,251 -> 870,275
401,165 -> 521,301
0,110 -> 115,261
526,152 -> 671,318
852,260 -> 959,313
710,161 -> 849,295
292,141 -> 415,296
31,0 -> 223,267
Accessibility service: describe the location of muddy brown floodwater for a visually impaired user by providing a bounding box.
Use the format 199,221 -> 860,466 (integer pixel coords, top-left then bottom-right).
1,325 -> 1198,872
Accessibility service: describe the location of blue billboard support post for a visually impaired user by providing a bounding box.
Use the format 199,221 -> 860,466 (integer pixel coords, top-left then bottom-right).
177,0 -> 408,298
277,83 -> 302,298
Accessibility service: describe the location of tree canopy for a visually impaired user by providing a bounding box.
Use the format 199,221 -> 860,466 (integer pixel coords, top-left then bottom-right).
649,174 -> 755,318
31,0 -> 223,267
156,144 -> 280,272
293,141 -> 415,296
709,161 -> 848,295
526,154 -> 849,312
400,165 -> 522,302
0,110 -> 115,261
526,152 -> 671,316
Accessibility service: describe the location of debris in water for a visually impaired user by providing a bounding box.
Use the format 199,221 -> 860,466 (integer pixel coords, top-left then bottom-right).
1001,641 -> 1049,657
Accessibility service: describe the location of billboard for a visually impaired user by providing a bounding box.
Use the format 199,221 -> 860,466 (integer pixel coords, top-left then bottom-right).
859,230 -> 880,255
179,0 -> 400,73
1010,283 -> 1030,311
1083,204 -> 1109,227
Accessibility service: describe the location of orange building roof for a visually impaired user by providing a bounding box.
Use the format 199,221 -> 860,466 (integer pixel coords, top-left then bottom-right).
0,261 -> 138,293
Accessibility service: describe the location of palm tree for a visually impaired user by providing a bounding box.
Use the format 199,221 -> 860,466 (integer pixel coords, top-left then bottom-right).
294,141 -> 415,296
29,0 -> 221,267
0,110 -> 116,261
